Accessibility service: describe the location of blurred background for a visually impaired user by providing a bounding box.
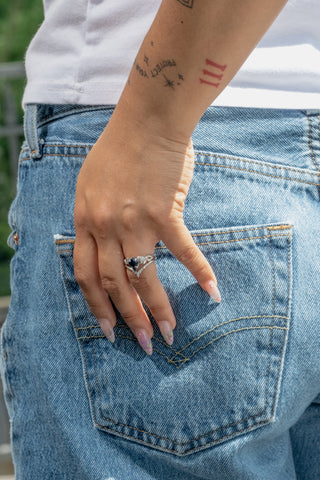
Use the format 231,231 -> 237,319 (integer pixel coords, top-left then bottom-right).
0,0 -> 43,476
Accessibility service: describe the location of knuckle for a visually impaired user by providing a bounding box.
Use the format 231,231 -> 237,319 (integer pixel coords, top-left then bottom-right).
100,276 -> 120,297
177,243 -> 199,265
92,209 -> 113,231
127,273 -> 151,290
121,310 -> 140,324
121,206 -> 139,231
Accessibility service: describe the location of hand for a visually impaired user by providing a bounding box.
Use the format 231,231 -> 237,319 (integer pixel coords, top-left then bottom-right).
73,109 -> 221,355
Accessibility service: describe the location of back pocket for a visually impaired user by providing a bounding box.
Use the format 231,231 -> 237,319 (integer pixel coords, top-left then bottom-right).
55,222 -> 292,456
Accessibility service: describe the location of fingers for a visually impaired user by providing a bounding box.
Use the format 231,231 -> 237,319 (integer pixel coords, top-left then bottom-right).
162,222 -> 221,303
73,232 -> 118,343
123,241 -> 176,347
96,238 -> 156,354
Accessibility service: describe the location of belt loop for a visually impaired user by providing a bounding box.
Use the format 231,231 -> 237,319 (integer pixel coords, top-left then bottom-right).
23,104 -> 43,159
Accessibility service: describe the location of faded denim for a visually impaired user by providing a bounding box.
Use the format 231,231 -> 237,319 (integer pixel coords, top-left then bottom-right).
0,104 -> 320,479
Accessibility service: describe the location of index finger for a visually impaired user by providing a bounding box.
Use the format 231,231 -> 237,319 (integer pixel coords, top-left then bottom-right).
161,223 -> 221,303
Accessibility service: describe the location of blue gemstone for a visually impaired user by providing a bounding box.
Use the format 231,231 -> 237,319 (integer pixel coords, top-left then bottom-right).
128,258 -> 138,269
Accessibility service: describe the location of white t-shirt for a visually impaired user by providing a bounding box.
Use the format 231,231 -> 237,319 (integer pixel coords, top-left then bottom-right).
22,0 -> 320,109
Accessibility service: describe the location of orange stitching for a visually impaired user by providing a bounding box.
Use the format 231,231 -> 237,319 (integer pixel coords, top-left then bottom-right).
74,314 -> 287,332
94,416 -> 271,455
267,225 -> 291,231
195,151 -> 320,177
55,239 -> 75,245
172,326 -> 287,368
56,230 -> 292,250
268,235 -> 275,316
168,315 -> 286,362
93,326 -> 275,445
58,225 -> 292,454
155,232 -> 291,250
194,161 -> 320,186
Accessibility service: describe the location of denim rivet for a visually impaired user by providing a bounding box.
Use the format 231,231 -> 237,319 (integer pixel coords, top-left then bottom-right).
13,232 -> 19,245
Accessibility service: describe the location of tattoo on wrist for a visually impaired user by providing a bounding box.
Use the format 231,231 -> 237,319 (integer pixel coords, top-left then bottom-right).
199,59 -> 227,88
176,0 -> 194,8
130,41 -> 185,91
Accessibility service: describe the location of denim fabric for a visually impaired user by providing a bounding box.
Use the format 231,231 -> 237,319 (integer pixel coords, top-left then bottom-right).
0,104 -> 320,479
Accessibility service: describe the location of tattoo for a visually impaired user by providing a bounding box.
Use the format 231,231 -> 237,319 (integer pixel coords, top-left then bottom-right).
199,58 -> 227,88
130,40 -> 185,92
163,74 -> 175,89
176,0 -> 194,8
150,59 -> 176,78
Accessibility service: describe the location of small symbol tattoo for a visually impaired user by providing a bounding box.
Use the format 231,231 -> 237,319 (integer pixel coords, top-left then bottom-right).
176,0 -> 194,8
144,54 -> 149,66
178,73 -> 184,81
150,41 -> 154,47
163,74 -> 175,89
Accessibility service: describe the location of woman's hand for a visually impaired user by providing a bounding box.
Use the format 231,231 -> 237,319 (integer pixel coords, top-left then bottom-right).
73,109 -> 221,355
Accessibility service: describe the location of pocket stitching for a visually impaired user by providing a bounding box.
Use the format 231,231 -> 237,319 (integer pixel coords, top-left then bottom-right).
57,226 -> 293,455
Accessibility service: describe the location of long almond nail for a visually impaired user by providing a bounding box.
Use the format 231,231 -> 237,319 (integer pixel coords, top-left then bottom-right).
206,280 -> 221,303
135,329 -> 153,355
158,321 -> 174,345
98,318 -> 115,343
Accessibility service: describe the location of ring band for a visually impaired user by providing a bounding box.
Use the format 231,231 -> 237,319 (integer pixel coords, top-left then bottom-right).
124,254 -> 156,278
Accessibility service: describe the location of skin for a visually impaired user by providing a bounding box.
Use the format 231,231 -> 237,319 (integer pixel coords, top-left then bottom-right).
74,0 -> 288,353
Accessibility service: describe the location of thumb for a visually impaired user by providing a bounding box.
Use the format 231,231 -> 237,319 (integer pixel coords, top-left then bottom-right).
162,222 -> 221,303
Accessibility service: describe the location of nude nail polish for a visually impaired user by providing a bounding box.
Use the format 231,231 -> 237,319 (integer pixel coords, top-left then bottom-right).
158,321 -> 174,346
98,318 -> 115,343
206,280 -> 221,303
135,329 -> 153,355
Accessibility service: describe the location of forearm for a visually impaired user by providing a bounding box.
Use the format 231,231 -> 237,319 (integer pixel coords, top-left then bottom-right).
112,0 -> 287,141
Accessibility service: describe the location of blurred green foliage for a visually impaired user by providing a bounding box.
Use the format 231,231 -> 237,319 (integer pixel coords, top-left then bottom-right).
0,0 -> 43,295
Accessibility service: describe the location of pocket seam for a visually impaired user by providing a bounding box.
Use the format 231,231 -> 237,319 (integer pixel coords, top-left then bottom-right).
56,224 -> 293,456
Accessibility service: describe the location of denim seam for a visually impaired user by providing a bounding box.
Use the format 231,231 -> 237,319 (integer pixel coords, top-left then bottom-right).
57,228 -> 292,454
74,314 -> 287,332
268,235 -> 275,316
57,233 -> 291,255
37,106 -> 114,127
196,152 -> 320,177
58,254 -> 101,429
90,236 -> 292,452
307,115 -> 320,173
76,315 -> 287,365
55,224 -> 292,247
20,154 -> 320,186
194,162 -> 320,187
269,236 -> 292,420
92,329 -> 284,450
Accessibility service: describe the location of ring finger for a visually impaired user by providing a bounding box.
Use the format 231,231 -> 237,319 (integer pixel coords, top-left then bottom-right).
122,239 -> 177,348
97,238 -> 155,353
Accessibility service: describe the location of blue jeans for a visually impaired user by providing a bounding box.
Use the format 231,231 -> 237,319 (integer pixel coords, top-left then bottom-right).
1,104 -> 320,479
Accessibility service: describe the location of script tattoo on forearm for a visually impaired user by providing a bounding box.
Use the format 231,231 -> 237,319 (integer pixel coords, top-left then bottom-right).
129,40 -> 185,91
176,0 -> 194,8
199,58 -> 227,88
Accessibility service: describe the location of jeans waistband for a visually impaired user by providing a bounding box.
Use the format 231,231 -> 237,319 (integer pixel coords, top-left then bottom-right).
23,104 -> 114,159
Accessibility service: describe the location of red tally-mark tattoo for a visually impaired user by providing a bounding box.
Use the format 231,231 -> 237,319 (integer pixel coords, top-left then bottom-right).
200,58 -> 227,88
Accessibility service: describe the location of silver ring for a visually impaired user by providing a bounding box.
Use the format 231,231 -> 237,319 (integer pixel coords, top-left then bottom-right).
124,254 -> 156,278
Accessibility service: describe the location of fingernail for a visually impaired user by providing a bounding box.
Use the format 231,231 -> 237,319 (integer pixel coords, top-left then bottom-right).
98,318 -> 115,343
158,321 -> 174,346
135,329 -> 153,355
206,280 -> 221,303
